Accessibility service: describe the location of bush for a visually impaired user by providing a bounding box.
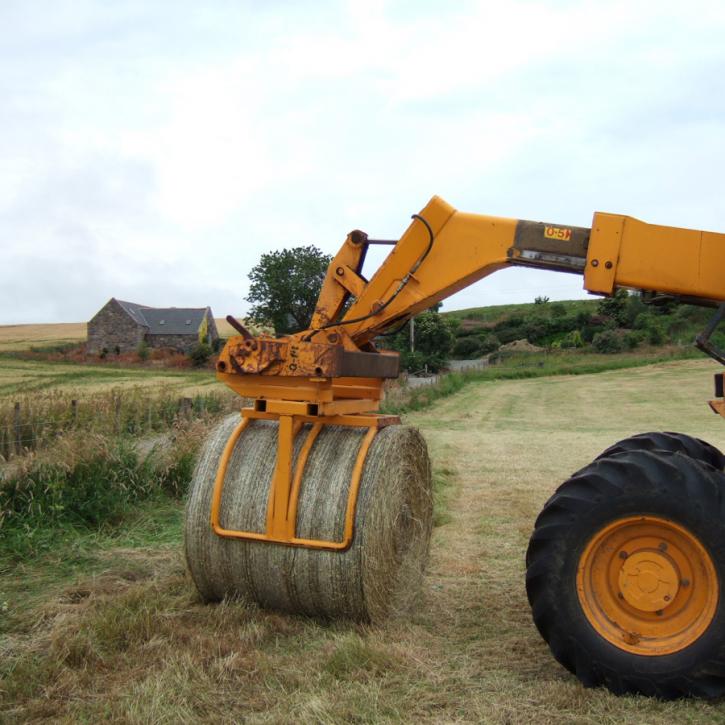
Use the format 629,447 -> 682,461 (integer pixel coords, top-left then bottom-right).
400,350 -> 427,374
189,343 -> 212,367
624,330 -> 646,350
592,330 -> 626,354
137,341 -> 150,361
646,319 -> 666,345
623,293 -> 648,326
633,313 -> 666,344
452,337 -> 482,359
0,427 -> 204,559
477,333 -> 501,354
560,330 -> 585,349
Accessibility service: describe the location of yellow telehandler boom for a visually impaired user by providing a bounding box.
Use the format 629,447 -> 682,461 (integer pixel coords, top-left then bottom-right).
187,196 -> 725,700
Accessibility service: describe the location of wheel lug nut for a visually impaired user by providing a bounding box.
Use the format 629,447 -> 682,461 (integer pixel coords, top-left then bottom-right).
658,542 -> 668,552
681,579 -> 690,587
619,551 -> 628,560
656,609 -> 664,616
664,595 -> 671,602
618,592 -> 624,600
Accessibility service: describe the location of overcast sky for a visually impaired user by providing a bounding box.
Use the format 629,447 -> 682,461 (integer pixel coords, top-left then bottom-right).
2,0 -> 725,324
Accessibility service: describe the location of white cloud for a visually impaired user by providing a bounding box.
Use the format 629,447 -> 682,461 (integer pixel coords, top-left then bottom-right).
1,0 -> 724,322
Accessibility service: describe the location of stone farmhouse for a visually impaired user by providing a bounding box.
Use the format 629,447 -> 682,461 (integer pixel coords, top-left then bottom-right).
87,298 -> 219,355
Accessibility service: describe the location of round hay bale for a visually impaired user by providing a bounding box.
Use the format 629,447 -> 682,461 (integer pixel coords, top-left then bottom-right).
184,414 -> 432,621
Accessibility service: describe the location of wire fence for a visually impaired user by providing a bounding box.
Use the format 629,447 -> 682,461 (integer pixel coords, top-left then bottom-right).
0,388 -> 241,462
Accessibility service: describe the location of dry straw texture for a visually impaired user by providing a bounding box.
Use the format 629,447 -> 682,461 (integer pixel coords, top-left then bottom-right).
185,414 -> 432,621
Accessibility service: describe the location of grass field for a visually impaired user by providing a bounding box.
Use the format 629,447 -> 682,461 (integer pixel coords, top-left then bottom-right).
2,359 -> 725,722
0,358 -> 221,398
0,323 -> 88,352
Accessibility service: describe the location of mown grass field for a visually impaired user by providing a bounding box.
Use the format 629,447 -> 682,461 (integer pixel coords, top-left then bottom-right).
3,358 -> 725,722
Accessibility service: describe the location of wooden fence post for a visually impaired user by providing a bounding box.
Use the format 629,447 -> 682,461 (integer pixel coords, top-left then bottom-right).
14,402 -> 21,456
114,396 -> 122,434
178,397 -> 193,421
71,399 -> 78,427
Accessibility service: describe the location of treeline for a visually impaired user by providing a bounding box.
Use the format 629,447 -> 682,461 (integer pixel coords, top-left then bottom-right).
448,293 -> 721,357
383,293 -> 724,372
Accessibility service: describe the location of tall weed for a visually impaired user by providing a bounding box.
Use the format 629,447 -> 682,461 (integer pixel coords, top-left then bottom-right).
0,424 -> 206,560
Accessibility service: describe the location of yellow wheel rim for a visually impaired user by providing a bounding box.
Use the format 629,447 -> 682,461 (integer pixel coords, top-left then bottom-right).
577,516 -> 719,656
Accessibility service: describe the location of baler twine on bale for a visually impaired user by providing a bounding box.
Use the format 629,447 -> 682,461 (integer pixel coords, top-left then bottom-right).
185,414 -> 432,621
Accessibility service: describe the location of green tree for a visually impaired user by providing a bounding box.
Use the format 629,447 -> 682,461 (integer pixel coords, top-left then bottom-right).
391,310 -> 456,372
246,245 -> 332,334
592,329 -> 625,353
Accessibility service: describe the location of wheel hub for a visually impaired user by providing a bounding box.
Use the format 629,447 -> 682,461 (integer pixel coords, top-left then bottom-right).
577,515 -> 718,655
619,550 -> 680,612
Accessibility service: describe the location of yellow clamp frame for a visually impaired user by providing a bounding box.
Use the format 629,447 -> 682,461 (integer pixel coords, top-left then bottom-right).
210,408 -> 399,551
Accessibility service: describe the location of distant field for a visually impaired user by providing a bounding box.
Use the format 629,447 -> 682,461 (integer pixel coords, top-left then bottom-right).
0,318 -> 240,352
0,322 -> 87,351
0,358 -> 220,398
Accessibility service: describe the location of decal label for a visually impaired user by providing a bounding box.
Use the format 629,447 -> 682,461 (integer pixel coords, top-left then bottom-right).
544,226 -> 572,241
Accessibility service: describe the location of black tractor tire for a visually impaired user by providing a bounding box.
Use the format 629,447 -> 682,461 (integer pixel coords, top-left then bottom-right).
526,450 -> 725,699
596,431 -> 724,470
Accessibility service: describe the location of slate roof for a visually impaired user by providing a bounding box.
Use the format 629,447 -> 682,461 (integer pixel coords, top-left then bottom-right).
115,299 -> 150,327
113,299 -> 209,335
142,308 -> 208,335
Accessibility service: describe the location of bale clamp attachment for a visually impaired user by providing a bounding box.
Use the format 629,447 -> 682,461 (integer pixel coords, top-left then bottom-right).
210,405 -> 399,551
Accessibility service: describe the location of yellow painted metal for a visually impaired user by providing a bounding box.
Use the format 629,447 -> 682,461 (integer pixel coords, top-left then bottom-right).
333,264 -> 367,299
310,231 -> 367,329
262,398 -> 380,417
217,373 -> 385,405
266,415 -> 295,539
618,550 -> 680,612
615,216 -> 723,300
210,415 -> 250,535
334,198 -> 515,345
218,371 -> 336,402
210,409 -> 391,551
210,195 -> 725,552
587,212 -> 725,300
584,213 -> 625,295
218,196 -> 725,398
709,399 -> 725,419
243,408 -> 400,428
577,515 -> 719,656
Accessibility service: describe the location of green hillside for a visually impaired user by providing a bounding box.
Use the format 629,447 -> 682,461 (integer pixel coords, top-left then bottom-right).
440,293 -> 721,360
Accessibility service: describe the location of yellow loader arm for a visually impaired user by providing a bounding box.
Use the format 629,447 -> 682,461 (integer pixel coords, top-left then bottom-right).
218,195 -> 725,395
211,194 -> 725,549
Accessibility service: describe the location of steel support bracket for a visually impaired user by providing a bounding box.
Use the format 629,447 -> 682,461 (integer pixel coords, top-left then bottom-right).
210,408 -> 399,551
